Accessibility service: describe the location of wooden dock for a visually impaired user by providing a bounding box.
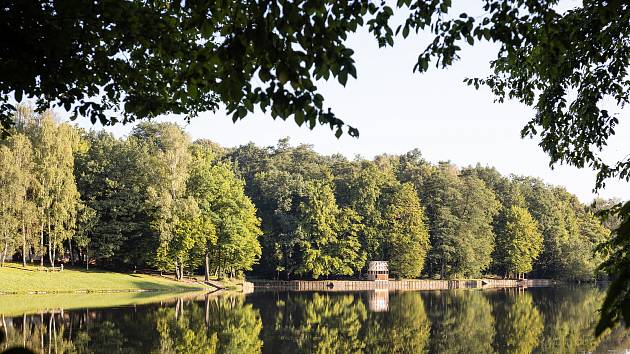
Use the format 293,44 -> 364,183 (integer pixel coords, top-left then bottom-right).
251,279 -> 553,291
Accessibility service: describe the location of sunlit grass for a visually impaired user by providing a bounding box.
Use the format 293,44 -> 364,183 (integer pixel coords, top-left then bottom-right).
0,263 -> 206,294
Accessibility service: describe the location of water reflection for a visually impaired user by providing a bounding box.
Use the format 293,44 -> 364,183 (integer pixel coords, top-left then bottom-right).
367,289 -> 389,312
426,290 -> 495,353
0,295 -> 262,354
1,286 -> 629,353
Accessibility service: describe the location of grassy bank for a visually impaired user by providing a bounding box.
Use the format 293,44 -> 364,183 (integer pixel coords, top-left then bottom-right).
0,263 -> 206,294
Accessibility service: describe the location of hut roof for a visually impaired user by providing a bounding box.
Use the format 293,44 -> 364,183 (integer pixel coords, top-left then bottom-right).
367,261 -> 388,272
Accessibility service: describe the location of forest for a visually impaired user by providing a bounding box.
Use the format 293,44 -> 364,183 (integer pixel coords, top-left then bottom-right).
0,109 -> 614,281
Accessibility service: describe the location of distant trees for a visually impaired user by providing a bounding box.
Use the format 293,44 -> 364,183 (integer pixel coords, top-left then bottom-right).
1,109 -> 262,280
228,140 -> 609,281
0,110 -> 613,282
75,122 -> 262,278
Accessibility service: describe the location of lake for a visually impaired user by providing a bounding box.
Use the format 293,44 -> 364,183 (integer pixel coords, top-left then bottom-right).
1,286 -> 629,353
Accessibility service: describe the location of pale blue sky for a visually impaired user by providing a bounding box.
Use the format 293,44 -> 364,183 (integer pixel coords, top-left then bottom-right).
67,3 -> 629,203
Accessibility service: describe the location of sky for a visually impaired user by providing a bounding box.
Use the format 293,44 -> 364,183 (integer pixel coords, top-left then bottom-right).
66,3 -> 629,203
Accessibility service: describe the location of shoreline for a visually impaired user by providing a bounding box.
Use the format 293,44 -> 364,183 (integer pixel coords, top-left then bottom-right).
251,278 -> 557,291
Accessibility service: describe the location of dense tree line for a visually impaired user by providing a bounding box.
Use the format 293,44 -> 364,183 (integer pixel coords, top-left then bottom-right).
0,109 -> 261,280
0,110 -> 612,281
227,142 -> 610,281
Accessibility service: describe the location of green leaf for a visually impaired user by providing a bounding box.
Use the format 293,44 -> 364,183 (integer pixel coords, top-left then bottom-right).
338,71 -> 348,86
294,111 -> 304,126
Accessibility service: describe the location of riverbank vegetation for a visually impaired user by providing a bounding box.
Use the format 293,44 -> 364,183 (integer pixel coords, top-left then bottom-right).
0,108 -> 613,282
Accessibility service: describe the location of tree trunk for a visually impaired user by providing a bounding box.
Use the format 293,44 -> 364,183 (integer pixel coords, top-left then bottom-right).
69,238 -> 74,266
22,220 -> 26,267
48,236 -> 54,268
85,245 -> 89,270
52,235 -> 56,267
47,218 -> 53,267
204,253 -> 210,282
174,261 -> 180,281
40,222 -> 44,267
1,241 -> 7,267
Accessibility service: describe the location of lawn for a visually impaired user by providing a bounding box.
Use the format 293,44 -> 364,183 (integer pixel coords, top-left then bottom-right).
0,263 -> 206,294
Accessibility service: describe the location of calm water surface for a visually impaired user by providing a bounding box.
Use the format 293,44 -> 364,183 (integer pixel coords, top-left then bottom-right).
1,286 -> 629,353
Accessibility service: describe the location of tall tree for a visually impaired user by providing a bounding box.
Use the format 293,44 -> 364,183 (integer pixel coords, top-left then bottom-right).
188,144 -> 261,279
74,131 -> 158,268
423,163 -> 499,278
497,206 -> 543,278
0,145 -> 18,265
0,134 -> 36,266
296,181 -> 364,279
18,136 -> 38,267
28,112 -> 80,267
334,160 -> 396,262
382,183 -> 430,278
133,122 -> 193,274
454,175 -> 501,277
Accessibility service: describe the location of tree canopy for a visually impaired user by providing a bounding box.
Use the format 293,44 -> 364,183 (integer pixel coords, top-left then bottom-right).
2,1 -> 628,185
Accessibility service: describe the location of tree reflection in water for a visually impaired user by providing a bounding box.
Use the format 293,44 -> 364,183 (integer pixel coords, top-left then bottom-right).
1,287 -> 630,354
0,294 -> 262,354
425,290 -> 495,354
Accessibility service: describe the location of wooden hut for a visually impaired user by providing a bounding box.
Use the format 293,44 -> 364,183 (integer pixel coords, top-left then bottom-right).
367,261 -> 389,281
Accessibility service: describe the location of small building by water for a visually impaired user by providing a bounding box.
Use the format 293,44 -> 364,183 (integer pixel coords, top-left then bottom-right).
367,261 -> 389,281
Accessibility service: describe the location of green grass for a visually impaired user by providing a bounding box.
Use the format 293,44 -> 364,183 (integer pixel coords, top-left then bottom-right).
0,263 -> 206,294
